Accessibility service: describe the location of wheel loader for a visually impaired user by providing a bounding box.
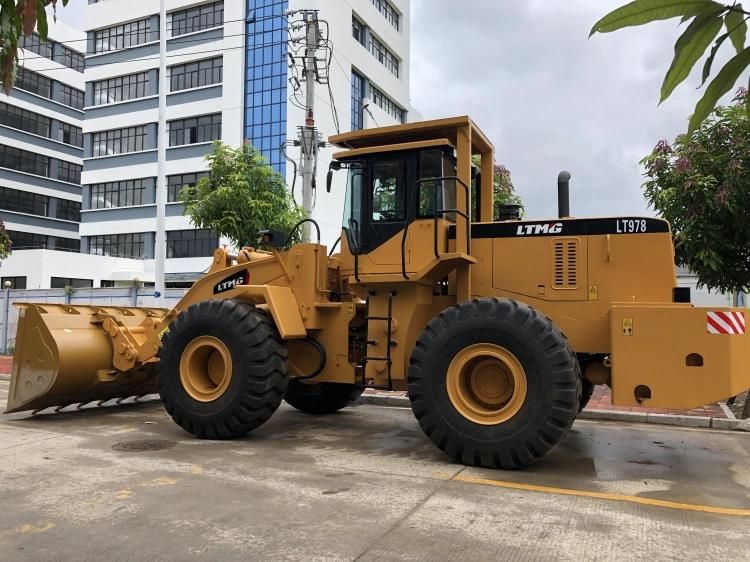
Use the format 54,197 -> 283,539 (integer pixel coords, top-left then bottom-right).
6,116 -> 750,469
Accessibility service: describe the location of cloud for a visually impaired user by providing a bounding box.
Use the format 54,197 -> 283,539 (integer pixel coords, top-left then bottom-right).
409,0 -> 716,220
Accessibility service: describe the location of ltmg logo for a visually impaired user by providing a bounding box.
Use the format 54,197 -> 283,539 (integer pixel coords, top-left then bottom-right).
516,223 -> 563,236
213,270 -> 250,294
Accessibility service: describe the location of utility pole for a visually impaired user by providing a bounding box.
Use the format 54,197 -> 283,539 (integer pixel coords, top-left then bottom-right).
300,11 -> 320,242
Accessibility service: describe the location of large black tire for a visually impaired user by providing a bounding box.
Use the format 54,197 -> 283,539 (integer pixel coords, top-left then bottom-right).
284,380 -> 364,414
158,300 -> 289,439
408,298 -> 581,470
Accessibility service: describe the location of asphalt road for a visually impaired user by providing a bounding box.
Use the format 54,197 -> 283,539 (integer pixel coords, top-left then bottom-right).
1,377 -> 749,561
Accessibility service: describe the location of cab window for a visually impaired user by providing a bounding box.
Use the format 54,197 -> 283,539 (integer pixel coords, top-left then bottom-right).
371,159 -> 405,222
417,149 -> 457,220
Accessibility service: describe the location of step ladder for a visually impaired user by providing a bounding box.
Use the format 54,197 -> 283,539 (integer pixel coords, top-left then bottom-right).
360,290 -> 396,391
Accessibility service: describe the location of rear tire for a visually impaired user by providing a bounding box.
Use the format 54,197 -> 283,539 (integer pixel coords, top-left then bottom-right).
408,298 -> 580,469
158,300 -> 288,439
284,380 -> 364,414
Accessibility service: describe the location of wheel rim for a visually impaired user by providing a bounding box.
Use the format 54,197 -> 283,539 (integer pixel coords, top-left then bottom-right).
179,336 -> 232,402
446,343 -> 527,425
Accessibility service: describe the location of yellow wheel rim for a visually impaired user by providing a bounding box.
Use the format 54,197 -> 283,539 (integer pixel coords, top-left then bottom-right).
179,336 -> 232,402
446,343 -> 527,425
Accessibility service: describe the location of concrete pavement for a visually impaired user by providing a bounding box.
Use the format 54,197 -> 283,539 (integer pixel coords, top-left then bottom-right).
1,376 -> 750,561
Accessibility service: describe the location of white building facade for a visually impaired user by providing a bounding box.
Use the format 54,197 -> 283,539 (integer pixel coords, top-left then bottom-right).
72,0 -> 414,288
0,19 -> 86,289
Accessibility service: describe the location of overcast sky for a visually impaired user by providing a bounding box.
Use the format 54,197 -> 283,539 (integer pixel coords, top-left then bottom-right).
409,0 -> 728,220
58,0 -> 731,220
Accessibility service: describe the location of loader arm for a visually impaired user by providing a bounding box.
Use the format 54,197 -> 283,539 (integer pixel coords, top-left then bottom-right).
5,246 -> 307,414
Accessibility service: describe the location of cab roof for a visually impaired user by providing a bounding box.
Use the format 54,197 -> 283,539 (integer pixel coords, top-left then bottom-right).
329,116 -> 494,155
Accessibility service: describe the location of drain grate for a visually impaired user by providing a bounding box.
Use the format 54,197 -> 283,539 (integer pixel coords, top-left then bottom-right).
111,439 -> 177,452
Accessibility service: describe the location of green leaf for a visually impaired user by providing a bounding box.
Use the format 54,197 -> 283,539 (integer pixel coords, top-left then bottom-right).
701,32 -> 730,85
725,4 -> 748,54
661,12 -> 724,103
689,46 -> 750,132
35,3 -> 48,41
591,0 -> 723,36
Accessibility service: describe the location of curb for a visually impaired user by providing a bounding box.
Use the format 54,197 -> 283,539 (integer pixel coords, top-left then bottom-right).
359,393 -> 750,432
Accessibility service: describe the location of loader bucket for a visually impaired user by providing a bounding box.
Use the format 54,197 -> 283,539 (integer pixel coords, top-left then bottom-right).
4,303 -> 167,414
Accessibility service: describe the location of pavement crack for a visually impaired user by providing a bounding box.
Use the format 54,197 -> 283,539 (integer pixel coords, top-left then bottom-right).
352,466 -> 466,561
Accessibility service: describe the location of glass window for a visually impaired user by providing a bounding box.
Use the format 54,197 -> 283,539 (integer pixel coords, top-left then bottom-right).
418,150 -> 457,220
170,1 -> 224,37
1,276 -> 27,289
59,84 -> 84,110
352,16 -> 366,46
351,70 -> 364,131
244,0 -> 287,175
0,144 -> 49,176
368,35 -> 399,77
371,159 -> 405,222
59,121 -> 83,147
94,18 -> 152,53
92,126 -> 147,156
370,0 -> 400,31
166,229 -> 218,258
0,186 -> 49,216
87,233 -> 145,258
53,238 -> 81,252
0,101 -> 51,137
7,230 -> 46,249
169,57 -> 222,91
18,33 -> 53,59
50,277 -> 92,288
55,198 -> 81,221
14,67 -> 52,98
168,114 -> 221,146
167,172 -> 208,202
369,84 -> 405,123
93,72 -> 149,105
55,45 -> 85,72
89,179 -> 147,208
57,160 -> 82,184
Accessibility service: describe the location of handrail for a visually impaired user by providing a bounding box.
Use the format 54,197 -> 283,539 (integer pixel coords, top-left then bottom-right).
400,175 -> 472,280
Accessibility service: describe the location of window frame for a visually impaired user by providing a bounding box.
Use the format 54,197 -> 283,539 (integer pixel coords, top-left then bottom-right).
168,113 -> 222,147
92,71 -> 150,105
89,178 -> 147,209
92,125 -> 148,157
169,1 -> 224,37
169,56 -> 223,92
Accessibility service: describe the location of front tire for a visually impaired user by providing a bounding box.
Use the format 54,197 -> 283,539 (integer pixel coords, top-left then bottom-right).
158,300 -> 289,439
408,298 -> 580,469
284,380 -> 364,414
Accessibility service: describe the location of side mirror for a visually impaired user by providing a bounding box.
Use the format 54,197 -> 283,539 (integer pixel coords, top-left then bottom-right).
326,169 -> 334,193
327,161 -> 342,193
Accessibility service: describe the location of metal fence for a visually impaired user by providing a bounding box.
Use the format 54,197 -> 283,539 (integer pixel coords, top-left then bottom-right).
0,287 -> 189,354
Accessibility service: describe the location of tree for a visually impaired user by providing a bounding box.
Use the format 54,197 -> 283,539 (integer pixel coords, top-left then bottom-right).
492,163 -> 524,219
471,156 -> 524,220
591,0 -> 750,133
0,219 -> 11,264
0,0 -> 69,94
641,89 -> 750,293
180,142 -> 305,249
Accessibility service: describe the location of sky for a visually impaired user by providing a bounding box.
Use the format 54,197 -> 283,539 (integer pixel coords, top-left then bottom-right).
408,0 -> 732,220
57,0 -> 735,221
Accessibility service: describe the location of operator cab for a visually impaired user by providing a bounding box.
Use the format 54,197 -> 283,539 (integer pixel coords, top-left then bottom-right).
328,117 -> 495,290
333,140 -> 459,255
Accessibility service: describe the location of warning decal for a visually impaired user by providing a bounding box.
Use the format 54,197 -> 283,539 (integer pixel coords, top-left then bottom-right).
707,311 -> 746,335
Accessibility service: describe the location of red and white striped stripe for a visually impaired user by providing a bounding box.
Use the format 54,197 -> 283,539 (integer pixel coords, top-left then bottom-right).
707,311 -> 746,335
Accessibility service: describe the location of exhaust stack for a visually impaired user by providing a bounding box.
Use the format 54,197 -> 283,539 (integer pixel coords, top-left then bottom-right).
558,171 -> 571,219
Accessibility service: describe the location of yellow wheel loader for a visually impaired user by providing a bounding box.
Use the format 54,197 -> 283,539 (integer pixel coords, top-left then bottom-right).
6,117 -> 750,469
